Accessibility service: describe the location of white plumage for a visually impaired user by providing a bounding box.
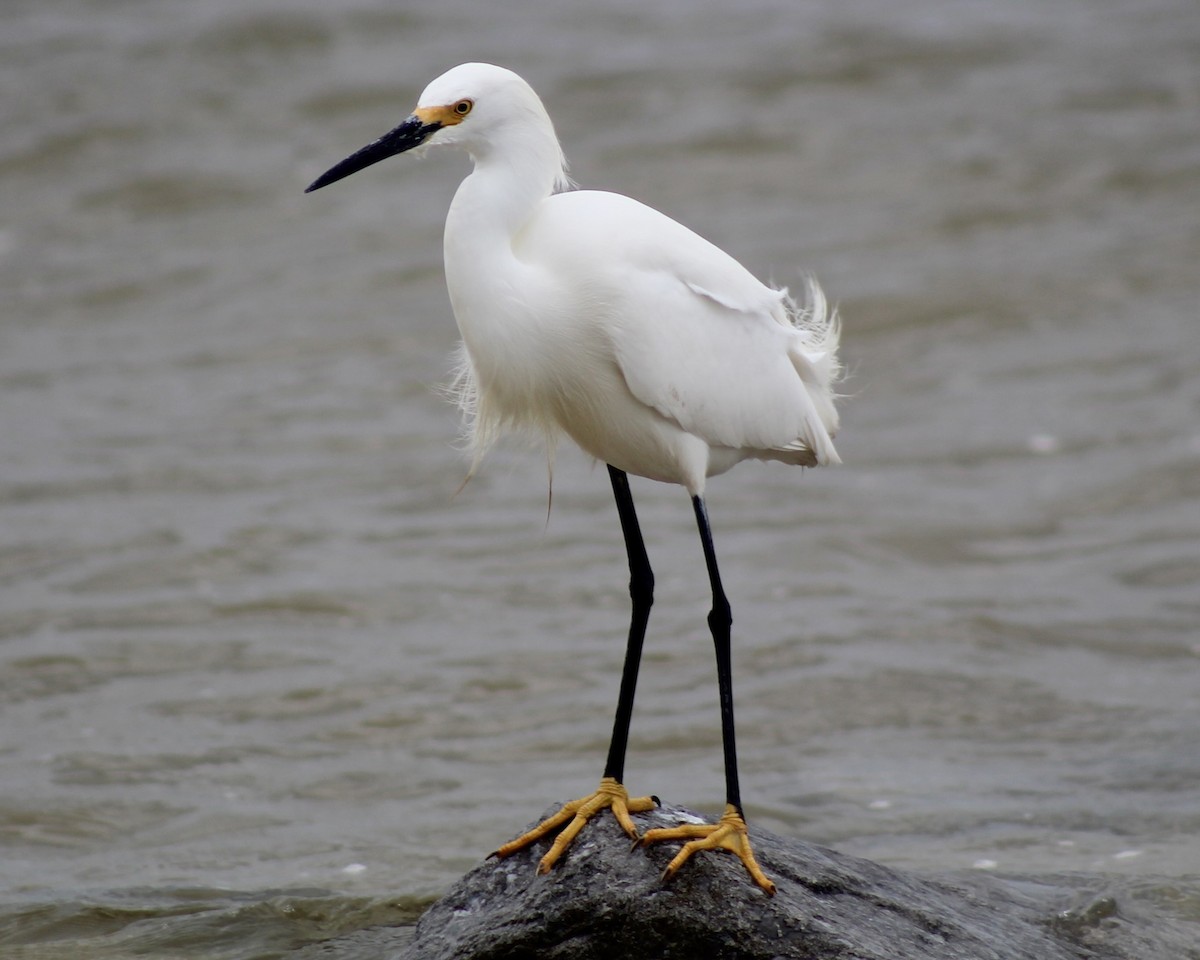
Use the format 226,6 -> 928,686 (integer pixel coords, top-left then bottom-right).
418,65 -> 841,493
306,61 -> 843,895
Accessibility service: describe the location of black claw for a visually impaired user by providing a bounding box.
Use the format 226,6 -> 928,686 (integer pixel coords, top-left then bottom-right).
650,795 -> 661,806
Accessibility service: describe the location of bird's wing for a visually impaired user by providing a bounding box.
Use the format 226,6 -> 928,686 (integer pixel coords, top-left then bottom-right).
529,191 -> 839,464
614,266 -> 839,465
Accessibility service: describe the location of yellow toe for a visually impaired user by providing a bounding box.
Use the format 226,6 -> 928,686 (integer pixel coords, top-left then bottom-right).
640,804 -> 776,895
493,778 -> 658,873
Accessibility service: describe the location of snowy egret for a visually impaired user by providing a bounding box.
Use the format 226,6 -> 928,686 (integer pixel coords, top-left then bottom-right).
306,62 -> 841,895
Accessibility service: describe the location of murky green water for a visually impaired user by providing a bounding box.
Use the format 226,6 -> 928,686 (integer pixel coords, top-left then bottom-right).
2,0 -> 1198,955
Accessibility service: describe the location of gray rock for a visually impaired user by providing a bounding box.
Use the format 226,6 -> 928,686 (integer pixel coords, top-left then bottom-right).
394,802 -> 1191,960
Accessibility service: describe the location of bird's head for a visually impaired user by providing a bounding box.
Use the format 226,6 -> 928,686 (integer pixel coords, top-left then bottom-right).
304,63 -> 553,194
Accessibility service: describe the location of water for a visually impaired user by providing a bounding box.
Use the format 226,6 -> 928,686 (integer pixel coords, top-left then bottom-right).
2,0 -> 1199,955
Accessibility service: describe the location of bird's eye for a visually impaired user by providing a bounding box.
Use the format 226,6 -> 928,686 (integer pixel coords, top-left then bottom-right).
454,99 -> 473,117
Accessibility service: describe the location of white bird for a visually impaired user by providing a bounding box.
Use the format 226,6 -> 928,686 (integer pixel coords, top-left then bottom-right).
306,62 -> 841,896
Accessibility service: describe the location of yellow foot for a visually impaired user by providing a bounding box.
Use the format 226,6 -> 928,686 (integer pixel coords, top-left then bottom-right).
492,777 -> 658,875
638,803 -> 777,895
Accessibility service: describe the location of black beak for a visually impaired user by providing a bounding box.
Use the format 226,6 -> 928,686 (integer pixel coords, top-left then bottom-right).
305,115 -> 440,193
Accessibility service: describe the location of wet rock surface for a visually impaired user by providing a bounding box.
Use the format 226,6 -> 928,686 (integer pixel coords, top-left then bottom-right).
385,802 -> 1193,960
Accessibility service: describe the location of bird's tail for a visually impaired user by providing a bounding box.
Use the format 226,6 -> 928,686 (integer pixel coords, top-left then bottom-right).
783,275 -> 843,464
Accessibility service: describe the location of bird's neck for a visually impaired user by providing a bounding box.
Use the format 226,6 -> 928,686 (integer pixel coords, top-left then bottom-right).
443,126 -> 566,328
440,129 -> 567,430
448,128 -> 566,243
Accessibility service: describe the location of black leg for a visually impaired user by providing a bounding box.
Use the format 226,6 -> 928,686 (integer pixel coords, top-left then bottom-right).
488,467 -> 658,870
614,489 -> 774,893
692,495 -> 742,816
602,465 -> 654,784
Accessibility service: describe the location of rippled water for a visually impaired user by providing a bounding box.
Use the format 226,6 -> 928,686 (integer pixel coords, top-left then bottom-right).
3,0 -> 1199,955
